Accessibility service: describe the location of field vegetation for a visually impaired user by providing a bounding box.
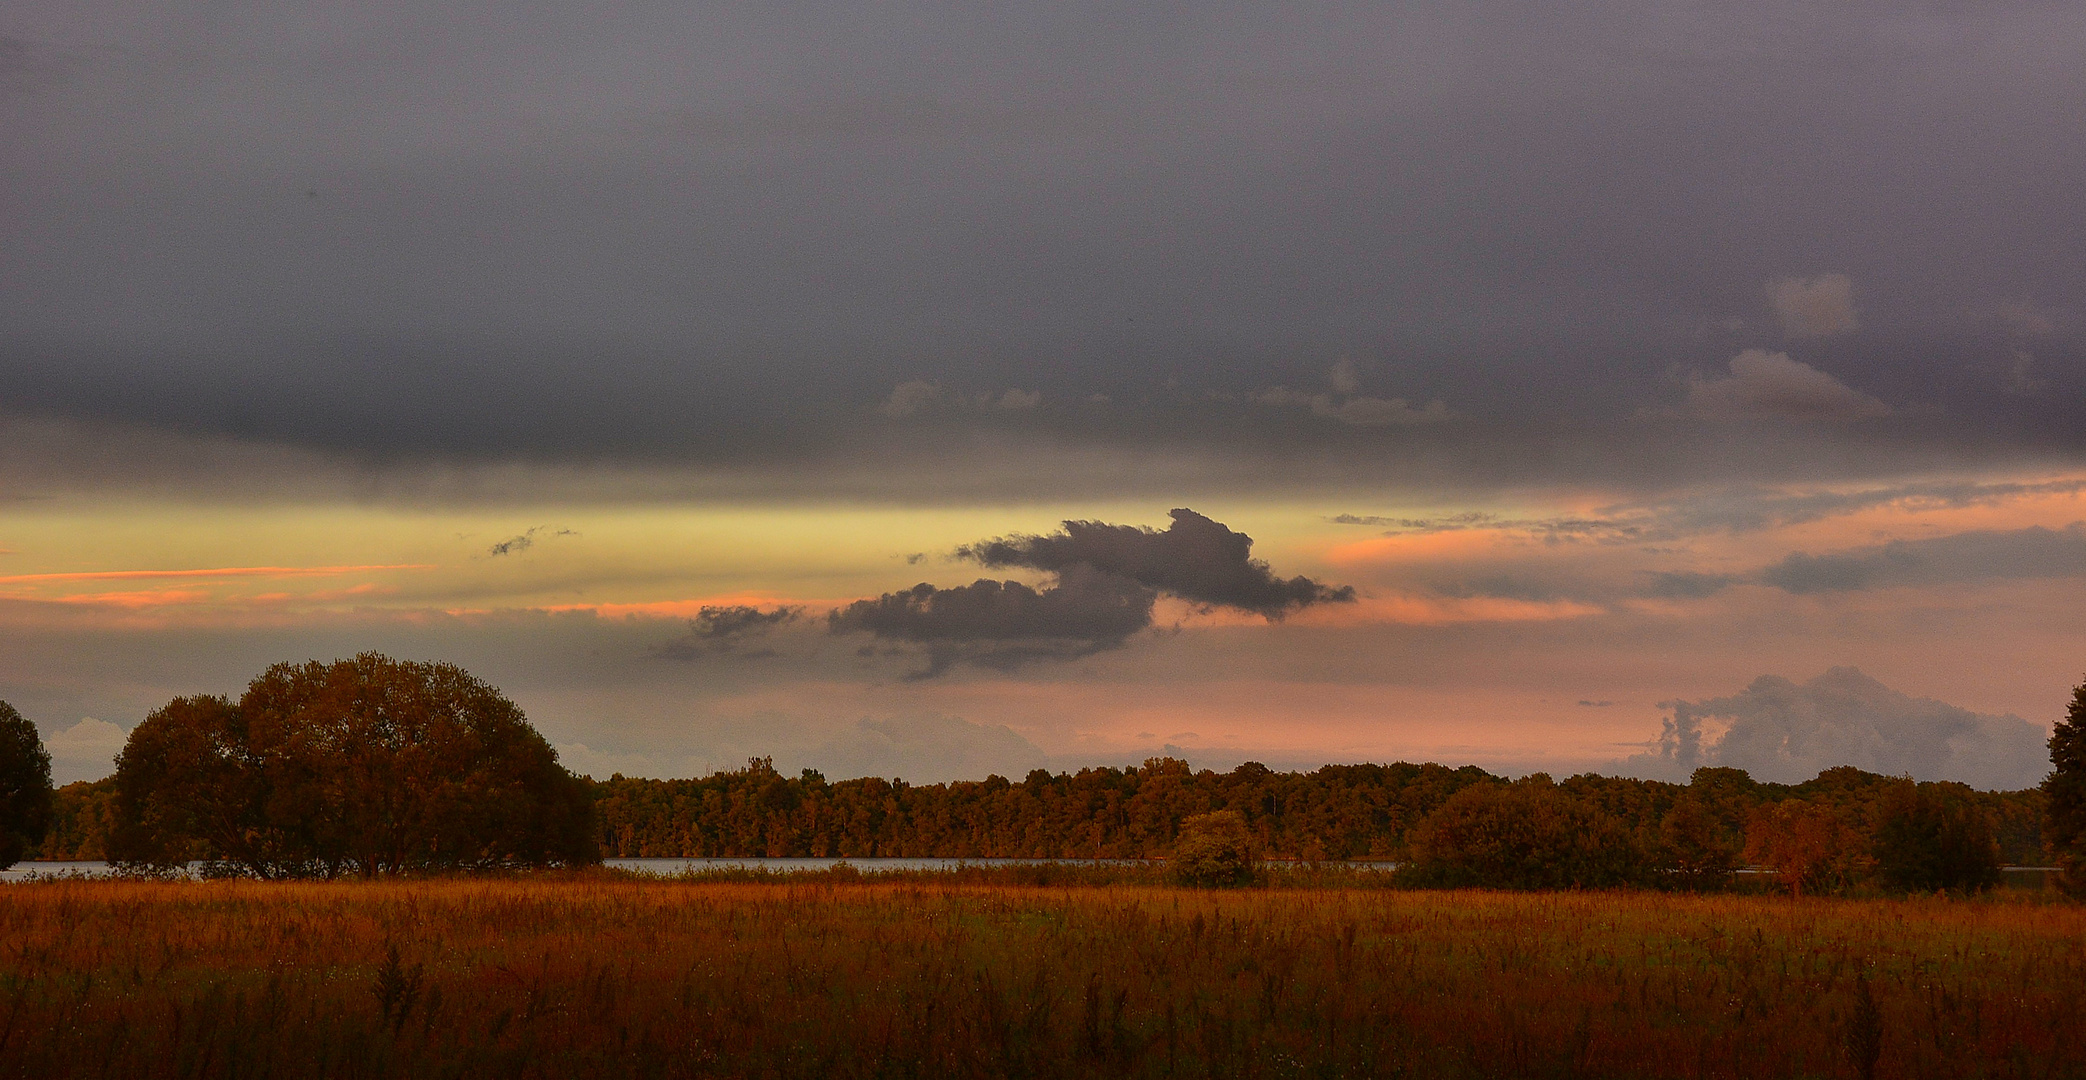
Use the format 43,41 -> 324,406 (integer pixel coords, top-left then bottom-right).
2,874 -> 2083,1078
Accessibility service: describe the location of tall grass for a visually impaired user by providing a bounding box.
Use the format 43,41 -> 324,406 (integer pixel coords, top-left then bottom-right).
2,876 -> 2082,1078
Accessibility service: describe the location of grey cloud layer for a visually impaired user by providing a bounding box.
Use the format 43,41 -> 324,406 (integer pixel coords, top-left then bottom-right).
1,0 -> 2082,483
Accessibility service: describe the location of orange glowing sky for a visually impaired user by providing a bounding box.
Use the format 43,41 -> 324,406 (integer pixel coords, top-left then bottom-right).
6,468 -> 2082,788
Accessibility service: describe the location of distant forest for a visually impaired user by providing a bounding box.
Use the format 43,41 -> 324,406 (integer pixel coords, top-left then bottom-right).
33,756 -> 2049,868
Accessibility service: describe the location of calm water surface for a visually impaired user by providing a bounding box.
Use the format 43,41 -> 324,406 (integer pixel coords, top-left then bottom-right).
0,857 -> 1158,882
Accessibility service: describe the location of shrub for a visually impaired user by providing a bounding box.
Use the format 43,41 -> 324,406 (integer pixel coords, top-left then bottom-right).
1401,775 -> 1646,890
1170,810 -> 1258,887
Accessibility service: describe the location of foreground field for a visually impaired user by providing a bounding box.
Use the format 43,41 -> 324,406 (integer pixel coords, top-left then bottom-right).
1,877 -> 2082,1078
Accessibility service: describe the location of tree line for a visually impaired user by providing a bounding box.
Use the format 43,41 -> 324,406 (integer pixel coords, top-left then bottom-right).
7,663 -> 2086,896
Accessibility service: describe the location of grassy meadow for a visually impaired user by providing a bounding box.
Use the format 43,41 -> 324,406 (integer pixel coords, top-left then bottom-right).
2,873 -> 2083,1078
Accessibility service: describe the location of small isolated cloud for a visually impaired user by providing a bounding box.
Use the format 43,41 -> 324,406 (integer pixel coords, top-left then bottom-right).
42,717 -> 128,784
877,381 -> 1043,418
961,507 -> 1354,618
1640,667 -> 2048,790
1767,273 -> 1858,337
654,604 -> 803,659
1249,361 -> 1455,426
877,380 -> 945,418
487,526 -> 577,557
1686,350 -> 1892,421
828,564 -> 1158,678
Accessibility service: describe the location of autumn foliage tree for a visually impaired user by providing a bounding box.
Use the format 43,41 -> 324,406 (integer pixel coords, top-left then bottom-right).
1744,799 -> 1864,897
1169,810 -> 1257,887
111,654 -> 598,876
0,700 -> 54,871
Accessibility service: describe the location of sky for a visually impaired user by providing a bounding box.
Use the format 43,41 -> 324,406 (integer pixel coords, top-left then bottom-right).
2,1 -> 2081,789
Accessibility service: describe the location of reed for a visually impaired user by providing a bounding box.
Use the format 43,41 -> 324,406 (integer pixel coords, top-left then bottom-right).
1,875 -> 2081,1078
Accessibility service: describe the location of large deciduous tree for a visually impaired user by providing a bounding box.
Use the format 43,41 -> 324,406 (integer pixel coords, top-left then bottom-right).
112,654 -> 598,876
2048,676 -> 2086,898
0,701 -> 55,870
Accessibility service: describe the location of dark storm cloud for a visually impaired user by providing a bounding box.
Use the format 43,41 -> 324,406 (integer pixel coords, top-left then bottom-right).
827,509 -> 1349,676
961,508 -> 1353,618
1,0 -> 2084,489
1640,667 -> 2048,790
828,564 -> 1158,678
653,605 -> 804,660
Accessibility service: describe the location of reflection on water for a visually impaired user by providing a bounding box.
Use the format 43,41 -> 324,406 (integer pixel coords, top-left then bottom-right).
4,860 -> 2060,887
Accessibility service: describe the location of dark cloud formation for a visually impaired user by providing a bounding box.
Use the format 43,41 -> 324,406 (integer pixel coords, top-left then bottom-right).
654,605 -> 802,659
828,564 -> 1157,678
828,509 -> 1349,676
0,0 -> 2081,491
1642,667 -> 2049,790
961,508 -> 1354,618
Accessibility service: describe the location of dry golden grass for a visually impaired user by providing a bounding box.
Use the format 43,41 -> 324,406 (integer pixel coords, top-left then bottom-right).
2,875 -> 2082,1078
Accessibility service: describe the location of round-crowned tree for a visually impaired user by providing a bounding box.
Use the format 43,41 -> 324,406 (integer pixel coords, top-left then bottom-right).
0,701 -> 55,870
2047,675 -> 2086,898
112,654 -> 598,876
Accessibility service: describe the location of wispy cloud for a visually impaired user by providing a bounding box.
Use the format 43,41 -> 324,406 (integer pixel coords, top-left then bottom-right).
0,563 -> 433,584
486,527 -> 577,557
